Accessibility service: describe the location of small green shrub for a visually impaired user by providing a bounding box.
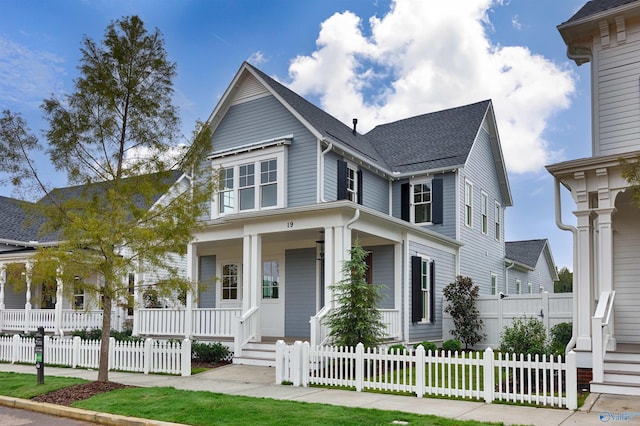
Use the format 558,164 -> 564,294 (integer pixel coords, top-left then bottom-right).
549,322 -> 572,355
442,339 -> 462,352
387,344 -> 406,354
499,316 -> 548,355
413,341 -> 438,353
192,341 -> 231,364
71,328 -> 102,340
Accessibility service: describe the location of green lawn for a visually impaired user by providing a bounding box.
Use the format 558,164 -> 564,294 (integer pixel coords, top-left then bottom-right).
0,372 -> 503,426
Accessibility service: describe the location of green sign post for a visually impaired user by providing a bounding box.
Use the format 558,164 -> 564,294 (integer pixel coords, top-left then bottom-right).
35,326 -> 44,385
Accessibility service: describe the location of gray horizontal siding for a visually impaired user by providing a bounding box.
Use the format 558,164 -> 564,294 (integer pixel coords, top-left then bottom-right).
407,240 -> 456,343
458,125 -> 505,294
198,255 -> 216,308
285,248 -> 316,338
361,168 -> 388,214
364,244 -> 394,309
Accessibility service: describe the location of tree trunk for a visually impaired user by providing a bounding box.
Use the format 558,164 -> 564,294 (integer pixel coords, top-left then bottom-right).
97,294 -> 112,382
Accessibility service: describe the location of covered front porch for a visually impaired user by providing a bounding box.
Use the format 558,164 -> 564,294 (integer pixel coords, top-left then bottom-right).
133,204 -> 406,361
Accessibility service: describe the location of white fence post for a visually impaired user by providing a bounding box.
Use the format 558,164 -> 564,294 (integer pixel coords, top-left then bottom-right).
542,291 -> 550,334
12,334 -> 20,364
108,337 -> 115,371
181,338 -> 191,377
355,343 -> 364,392
566,350 -> 577,410
483,347 -> 494,403
144,338 -> 153,374
415,345 -> 425,398
301,342 -> 310,387
275,340 -> 285,384
292,341 -> 302,387
72,336 -> 81,368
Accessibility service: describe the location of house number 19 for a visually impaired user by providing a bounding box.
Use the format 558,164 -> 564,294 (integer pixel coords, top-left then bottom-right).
286,221 -> 294,228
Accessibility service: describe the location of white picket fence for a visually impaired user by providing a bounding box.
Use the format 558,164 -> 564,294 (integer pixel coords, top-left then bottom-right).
0,335 -> 191,376
275,341 -> 577,410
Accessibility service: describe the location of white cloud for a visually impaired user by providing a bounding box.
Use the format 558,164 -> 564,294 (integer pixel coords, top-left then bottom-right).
0,37 -> 66,109
286,0 -> 575,174
247,51 -> 268,66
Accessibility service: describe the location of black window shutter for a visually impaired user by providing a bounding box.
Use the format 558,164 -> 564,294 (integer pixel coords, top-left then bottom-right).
337,159 -> 348,200
357,169 -> 363,205
429,260 -> 436,323
411,256 -> 422,323
432,178 -> 443,225
401,183 -> 410,222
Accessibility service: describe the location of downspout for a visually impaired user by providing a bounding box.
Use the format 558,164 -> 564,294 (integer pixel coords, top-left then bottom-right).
346,208 -> 360,229
554,177 -> 579,353
505,261 -> 515,295
320,141 -> 333,203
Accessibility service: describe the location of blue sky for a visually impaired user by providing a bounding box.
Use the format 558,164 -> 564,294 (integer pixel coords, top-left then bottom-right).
0,0 -> 592,270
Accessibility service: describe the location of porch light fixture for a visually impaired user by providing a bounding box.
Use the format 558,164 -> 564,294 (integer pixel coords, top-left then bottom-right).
316,239 -> 325,260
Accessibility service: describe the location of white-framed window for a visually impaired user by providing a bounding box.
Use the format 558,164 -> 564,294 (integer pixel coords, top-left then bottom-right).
262,260 -> 279,299
221,263 -> 239,300
420,256 -> 430,322
495,201 -> 501,241
481,192 -> 488,235
73,286 -> 84,309
515,279 -> 522,295
212,144 -> 287,218
491,273 -> 497,296
412,181 -> 432,224
346,163 -> 358,202
465,180 -> 473,228
528,282 -> 533,294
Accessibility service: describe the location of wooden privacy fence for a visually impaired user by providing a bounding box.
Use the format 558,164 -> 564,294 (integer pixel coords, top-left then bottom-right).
0,335 -> 191,376
275,341 -> 577,410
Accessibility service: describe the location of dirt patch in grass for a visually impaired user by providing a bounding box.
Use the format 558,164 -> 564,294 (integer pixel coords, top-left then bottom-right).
31,381 -> 134,406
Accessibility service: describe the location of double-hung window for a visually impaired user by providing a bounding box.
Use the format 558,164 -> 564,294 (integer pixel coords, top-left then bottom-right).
490,273 -> 497,296
495,201 -> 502,241
413,182 -> 432,224
222,264 -> 239,300
481,192 -> 488,235
211,141 -> 287,218
465,180 -> 473,228
411,255 -> 435,323
346,165 -> 357,202
515,279 -> 522,295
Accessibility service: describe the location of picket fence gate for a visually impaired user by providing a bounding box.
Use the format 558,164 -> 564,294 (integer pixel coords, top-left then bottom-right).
0,335 -> 191,376
275,341 -> 577,410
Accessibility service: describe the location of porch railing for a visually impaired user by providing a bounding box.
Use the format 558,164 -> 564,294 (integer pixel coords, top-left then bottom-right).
310,308 -> 402,347
592,290 -> 616,383
0,309 -> 106,334
192,308 -> 241,337
379,309 -> 401,340
309,305 -> 331,347
235,306 -> 259,357
136,308 -> 186,336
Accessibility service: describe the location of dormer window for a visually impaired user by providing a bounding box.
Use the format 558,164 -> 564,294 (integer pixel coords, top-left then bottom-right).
210,141 -> 287,218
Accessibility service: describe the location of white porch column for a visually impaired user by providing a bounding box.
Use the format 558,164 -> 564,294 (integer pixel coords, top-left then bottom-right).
55,266 -> 64,335
184,243 -> 197,339
132,261 -> 143,336
0,263 -> 6,310
24,261 -> 32,333
242,234 -> 262,311
323,227 -> 334,309
574,210 -> 594,351
595,206 -> 616,349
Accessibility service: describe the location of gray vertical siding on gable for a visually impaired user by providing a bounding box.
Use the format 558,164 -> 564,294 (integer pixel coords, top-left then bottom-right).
209,95 -> 318,208
458,126 -> 505,294
407,240 -> 456,343
198,255 -> 216,308
361,168 -> 388,214
285,248 -> 316,338
364,245 -> 394,309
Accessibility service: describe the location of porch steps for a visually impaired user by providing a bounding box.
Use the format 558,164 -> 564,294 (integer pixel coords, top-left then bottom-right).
591,346 -> 640,396
233,342 -> 277,367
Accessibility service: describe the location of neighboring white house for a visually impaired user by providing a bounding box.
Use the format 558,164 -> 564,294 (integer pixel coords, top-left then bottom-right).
548,0 -> 640,395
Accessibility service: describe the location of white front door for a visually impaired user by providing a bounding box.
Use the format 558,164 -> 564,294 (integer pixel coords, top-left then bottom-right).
260,259 -> 284,337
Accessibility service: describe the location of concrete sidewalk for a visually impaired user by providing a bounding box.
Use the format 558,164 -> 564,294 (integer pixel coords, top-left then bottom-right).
2,363 -> 640,425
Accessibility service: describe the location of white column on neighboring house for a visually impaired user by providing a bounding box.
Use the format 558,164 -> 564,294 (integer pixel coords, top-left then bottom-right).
132,261 -> 143,336
55,266 -> 64,335
0,263 -> 6,310
574,209 -> 594,351
24,260 -> 33,333
184,243 -> 196,339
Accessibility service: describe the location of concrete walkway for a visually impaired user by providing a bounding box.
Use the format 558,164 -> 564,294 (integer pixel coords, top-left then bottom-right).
1,363 -> 640,425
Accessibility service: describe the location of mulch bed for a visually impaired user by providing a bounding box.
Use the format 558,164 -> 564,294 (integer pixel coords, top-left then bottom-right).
32,381 -> 134,406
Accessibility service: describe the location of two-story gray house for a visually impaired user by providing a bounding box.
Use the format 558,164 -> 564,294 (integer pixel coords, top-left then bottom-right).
183,62 -> 513,361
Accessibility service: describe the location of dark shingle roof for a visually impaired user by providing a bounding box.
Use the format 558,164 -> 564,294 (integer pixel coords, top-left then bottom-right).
564,0 -> 638,24
505,239 -> 548,269
365,100 -> 491,174
248,63 -> 490,176
0,196 -> 43,243
247,64 -> 389,169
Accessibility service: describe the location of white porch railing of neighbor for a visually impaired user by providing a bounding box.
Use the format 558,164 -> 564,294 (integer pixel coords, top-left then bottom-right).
0,335 -> 191,376
592,291 -> 616,383
136,308 -> 186,336
135,308 -> 242,338
191,308 -> 240,337
379,309 -> 401,340
236,306 -> 259,357
443,292 -> 573,349
0,309 -> 108,334
275,341 -> 577,410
